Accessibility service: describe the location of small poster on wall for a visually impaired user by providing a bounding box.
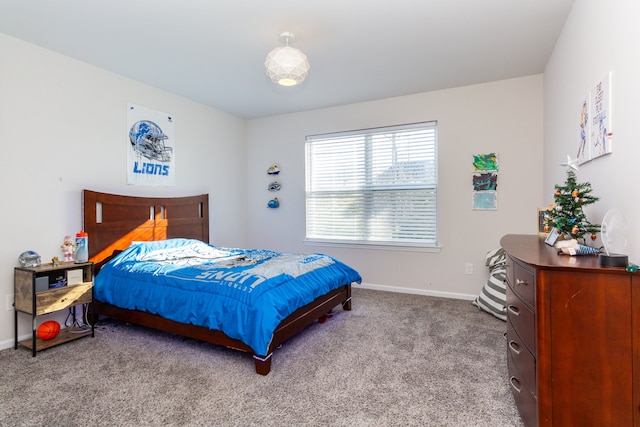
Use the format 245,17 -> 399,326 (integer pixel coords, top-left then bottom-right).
472,153 -> 498,210
576,72 -> 613,164
127,104 -> 176,186
589,72 -> 613,160
576,96 -> 590,165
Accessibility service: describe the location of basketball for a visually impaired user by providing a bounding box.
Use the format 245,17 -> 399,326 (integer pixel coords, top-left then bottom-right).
37,320 -> 60,340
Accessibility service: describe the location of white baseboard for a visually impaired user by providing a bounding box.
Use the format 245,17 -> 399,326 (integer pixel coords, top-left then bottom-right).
356,282 -> 476,301
0,333 -> 31,352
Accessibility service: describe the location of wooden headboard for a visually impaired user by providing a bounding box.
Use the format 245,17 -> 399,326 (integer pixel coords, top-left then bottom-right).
82,190 -> 209,264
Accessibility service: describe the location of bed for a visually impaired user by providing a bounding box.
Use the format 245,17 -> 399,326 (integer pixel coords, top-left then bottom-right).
83,190 -> 361,375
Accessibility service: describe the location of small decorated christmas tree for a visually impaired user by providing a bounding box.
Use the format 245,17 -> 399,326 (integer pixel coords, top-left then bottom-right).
544,168 -> 600,243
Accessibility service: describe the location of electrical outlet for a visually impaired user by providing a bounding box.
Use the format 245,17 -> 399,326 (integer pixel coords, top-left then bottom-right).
464,263 -> 473,275
6,294 -> 14,311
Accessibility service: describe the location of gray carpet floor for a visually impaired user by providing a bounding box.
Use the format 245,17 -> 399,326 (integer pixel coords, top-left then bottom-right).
0,287 -> 524,426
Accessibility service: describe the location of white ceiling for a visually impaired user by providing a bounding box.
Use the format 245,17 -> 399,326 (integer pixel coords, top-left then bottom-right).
0,0 -> 575,119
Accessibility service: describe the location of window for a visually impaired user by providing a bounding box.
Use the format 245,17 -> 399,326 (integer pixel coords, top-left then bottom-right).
305,121 -> 438,248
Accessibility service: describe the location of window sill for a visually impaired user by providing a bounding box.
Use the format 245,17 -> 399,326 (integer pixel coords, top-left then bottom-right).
303,239 -> 441,253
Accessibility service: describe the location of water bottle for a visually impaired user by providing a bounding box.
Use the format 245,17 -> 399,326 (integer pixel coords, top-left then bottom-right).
75,231 -> 88,263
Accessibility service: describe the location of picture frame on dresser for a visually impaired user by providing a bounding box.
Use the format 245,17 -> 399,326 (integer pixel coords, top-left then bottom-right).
537,208 -> 547,236
543,228 -> 560,246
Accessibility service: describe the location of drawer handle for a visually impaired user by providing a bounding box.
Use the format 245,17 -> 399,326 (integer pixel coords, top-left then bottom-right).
507,305 -> 520,316
509,376 -> 522,393
515,279 -> 528,286
508,340 -> 521,355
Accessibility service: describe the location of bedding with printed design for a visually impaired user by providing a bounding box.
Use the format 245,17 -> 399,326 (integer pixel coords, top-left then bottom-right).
94,239 -> 362,355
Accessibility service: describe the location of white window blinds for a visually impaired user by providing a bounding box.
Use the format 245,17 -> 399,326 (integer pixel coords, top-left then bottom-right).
305,121 -> 438,247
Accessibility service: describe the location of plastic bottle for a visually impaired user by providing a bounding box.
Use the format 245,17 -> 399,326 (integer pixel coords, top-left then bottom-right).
75,231 -> 88,263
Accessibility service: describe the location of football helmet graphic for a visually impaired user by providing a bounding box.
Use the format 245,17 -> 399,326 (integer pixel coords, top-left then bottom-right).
129,120 -> 173,162
267,165 -> 280,175
268,181 -> 281,191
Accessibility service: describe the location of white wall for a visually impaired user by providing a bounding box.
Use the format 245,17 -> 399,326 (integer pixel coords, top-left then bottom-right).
0,31 -> 549,349
544,0 -> 640,260
246,75 -> 544,298
0,34 -> 248,348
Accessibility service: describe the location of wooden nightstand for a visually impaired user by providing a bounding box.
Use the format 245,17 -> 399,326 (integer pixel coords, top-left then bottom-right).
14,262 -> 94,356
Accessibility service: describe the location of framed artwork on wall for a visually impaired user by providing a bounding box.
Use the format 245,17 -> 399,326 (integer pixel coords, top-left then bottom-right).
589,72 -> 613,160
576,72 -> 613,164
576,96 -> 590,165
472,153 -> 498,210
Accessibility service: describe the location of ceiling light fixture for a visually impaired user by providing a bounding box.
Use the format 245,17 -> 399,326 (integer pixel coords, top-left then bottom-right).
265,32 -> 310,87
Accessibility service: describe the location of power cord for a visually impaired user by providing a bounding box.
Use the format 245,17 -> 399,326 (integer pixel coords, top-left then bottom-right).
65,304 -> 93,333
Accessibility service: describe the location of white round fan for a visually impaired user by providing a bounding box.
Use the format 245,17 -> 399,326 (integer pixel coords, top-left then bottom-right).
599,208 -> 628,267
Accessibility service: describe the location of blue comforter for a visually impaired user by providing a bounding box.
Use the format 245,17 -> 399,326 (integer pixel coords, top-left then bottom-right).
94,239 -> 361,355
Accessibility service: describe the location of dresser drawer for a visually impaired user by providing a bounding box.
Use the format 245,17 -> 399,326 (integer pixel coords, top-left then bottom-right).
508,348 -> 538,427
507,318 -> 536,395
509,257 -> 535,309
506,283 -> 536,354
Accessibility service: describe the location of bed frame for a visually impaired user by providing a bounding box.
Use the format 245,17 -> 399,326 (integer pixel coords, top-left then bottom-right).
83,190 -> 352,375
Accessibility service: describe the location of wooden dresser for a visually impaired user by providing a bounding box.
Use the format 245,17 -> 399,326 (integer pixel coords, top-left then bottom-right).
501,234 -> 640,426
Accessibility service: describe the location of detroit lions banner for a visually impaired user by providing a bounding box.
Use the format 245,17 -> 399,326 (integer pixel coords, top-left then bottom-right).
127,104 -> 175,186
